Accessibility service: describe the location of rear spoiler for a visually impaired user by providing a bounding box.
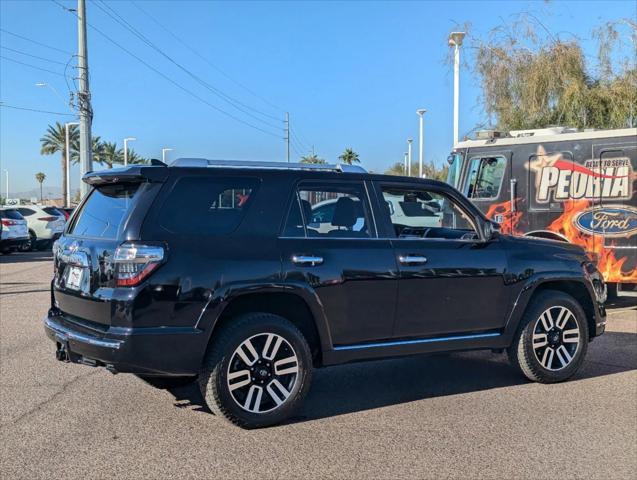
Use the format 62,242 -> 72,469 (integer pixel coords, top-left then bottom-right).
83,164 -> 168,186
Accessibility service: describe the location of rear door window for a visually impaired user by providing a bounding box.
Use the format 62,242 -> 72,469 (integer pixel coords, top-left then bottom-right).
69,183 -> 141,239
1,209 -> 24,220
157,176 -> 259,236
17,208 -> 35,217
43,207 -> 63,216
284,181 -> 373,238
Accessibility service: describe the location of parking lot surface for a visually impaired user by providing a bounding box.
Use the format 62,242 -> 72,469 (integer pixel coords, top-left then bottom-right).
1,251 -> 636,479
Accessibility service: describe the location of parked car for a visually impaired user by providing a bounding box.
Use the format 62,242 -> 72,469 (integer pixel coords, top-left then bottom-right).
0,208 -> 29,253
60,207 -> 75,220
16,205 -> 66,250
45,159 -> 607,428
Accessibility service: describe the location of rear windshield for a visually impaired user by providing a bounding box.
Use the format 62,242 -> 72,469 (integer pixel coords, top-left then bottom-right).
0,209 -> 24,220
69,183 -> 140,239
156,176 -> 259,236
43,207 -> 63,216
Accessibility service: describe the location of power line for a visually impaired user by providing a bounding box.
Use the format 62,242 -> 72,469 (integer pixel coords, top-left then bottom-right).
0,103 -> 77,116
290,128 -> 311,151
0,46 -> 68,65
130,0 -> 283,114
0,55 -> 66,77
50,0 -> 281,138
0,28 -> 72,55
92,0 -> 284,131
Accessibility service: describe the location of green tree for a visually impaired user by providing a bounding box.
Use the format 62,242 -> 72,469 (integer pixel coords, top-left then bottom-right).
35,172 -> 46,201
469,15 -> 637,130
422,161 -> 449,181
124,149 -> 149,165
40,122 -> 78,201
70,136 -> 104,166
99,141 -> 124,169
300,154 -> 326,164
338,148 -> 360,165
384,162 -> 407,176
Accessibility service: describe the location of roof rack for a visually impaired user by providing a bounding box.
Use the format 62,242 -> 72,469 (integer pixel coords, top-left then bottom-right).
170,158 -> 367,173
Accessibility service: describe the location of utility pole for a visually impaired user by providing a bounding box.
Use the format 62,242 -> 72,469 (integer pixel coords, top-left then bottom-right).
77,0 -> 93,197
407,139 -> 413,176
448,31 -> 465,147
3,169 -> 8,201
416,109 -> 426,177
284,112 -> 290,163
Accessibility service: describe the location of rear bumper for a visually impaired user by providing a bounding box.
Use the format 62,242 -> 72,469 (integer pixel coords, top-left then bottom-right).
43,309 -> 206,375
1,237 -> 29,249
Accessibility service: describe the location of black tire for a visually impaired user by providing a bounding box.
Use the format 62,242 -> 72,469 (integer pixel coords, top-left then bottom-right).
198,313 -> 312,428
507,290 -> 589,383
1,249 -> 12,255
21,231 -> 36,252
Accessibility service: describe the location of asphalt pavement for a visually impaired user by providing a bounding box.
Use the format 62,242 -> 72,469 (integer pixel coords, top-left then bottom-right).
1,251 -> 635,479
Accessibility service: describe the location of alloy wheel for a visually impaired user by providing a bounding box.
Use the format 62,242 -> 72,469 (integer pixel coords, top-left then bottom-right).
532,306 -> 580,371
226,332 -> 299,414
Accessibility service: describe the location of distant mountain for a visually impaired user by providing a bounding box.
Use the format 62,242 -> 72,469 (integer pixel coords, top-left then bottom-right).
6,186 -> 78,200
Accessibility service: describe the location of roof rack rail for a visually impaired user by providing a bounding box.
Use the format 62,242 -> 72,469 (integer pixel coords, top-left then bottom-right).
170,158 -> 367,173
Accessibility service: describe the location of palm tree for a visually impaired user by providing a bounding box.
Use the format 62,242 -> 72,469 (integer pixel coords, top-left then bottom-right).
338,148 -> 360,165
300,154 -> 326,164
99,141 -> 124,169
70,136 -> 104,166
125,149 -> 149,165
40,122 -> 79,201
35,172 -> 46,201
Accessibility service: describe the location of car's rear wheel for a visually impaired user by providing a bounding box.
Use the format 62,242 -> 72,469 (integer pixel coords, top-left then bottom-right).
20,231 -> 36,252
199,313 -> 312,428
508,290 -> 589,383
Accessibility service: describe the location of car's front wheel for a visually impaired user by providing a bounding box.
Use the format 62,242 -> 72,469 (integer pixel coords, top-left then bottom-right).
199,313 -> 313,428
508,290 -> 589,383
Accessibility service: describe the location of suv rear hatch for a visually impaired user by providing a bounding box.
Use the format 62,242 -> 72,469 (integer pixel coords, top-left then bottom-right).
53,166 -> 167,327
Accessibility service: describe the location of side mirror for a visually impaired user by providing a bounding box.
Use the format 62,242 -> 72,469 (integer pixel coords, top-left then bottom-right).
484,221 -> 501,240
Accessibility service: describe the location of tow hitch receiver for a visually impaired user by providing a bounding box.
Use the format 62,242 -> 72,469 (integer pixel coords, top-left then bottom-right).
55,336 -> 72,362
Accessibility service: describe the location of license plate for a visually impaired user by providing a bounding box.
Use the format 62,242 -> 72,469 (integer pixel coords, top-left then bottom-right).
66,266 -> 84,290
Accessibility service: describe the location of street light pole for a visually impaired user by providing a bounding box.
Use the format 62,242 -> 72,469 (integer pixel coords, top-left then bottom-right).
403,152 -> 408,175
35,82 -> 67,106
65,122 -> 80,207
407,139 -> 413,176
416,109 -> 426,177
3,169 -> 8,200
161,148 -> 173,163
123,137 -> 136,166
448,32 -> 465,147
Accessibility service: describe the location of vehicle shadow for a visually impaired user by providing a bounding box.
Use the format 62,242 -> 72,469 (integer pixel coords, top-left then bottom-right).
162,330 -> 636,424
605,293 -> 637,310
0,251 -> 53,264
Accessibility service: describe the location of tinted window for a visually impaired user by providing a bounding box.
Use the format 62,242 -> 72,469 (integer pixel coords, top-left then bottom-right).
43,207 -> 63,216
1,209 -> 24,220
17,208 -> 35,216
382,187 -> 477,240
464,156 -> 506,199
70,183 -> 140,238
158,176 -> 259,236
286,182 -> 371,238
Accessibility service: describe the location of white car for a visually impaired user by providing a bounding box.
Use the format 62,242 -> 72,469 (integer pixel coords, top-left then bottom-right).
16,205 -> 66,250
383,193 -> 443,228
0,208 -> 29,253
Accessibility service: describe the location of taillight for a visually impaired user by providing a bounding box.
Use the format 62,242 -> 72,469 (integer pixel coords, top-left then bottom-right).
1,219 -> 17,226
113,243 -> 165,287
38,216 -> 59,222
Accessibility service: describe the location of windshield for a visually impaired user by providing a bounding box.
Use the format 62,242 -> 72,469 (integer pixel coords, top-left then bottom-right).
446,152 -> 463,188
69,183 -> 140,239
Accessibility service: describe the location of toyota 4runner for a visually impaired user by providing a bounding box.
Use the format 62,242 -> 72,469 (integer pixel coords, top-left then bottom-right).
45,159 -> 607,428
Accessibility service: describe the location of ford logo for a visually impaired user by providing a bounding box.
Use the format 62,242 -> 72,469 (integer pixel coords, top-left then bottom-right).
574,206 -> 637,238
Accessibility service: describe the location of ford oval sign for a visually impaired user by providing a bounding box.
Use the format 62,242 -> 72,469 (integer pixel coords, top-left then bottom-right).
574,206 -> 637,238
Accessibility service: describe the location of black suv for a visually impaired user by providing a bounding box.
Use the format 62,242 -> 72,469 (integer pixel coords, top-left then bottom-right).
45,159 -> 607,428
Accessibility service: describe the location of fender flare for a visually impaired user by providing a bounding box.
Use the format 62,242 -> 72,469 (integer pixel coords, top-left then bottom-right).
501,272 -> 594,340
195,281 -> 333,353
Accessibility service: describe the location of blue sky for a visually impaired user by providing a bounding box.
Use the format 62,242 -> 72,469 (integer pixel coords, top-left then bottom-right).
1,0 -> 635,196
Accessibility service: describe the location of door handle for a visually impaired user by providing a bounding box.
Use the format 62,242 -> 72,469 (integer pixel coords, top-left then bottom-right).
398,254 -> 428,266
292,255 -> 324,266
